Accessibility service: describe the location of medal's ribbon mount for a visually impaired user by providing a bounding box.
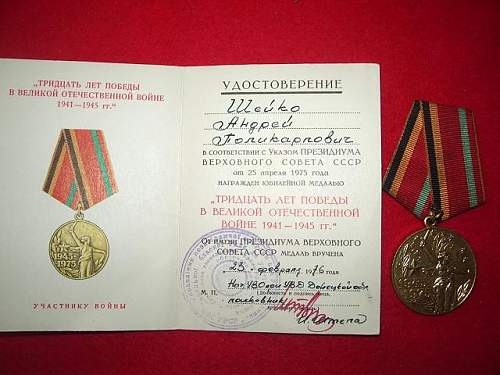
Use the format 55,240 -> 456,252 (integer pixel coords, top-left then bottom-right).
383,100 -> 485,221
43,129 -> 118,211
43,129 -> 117,281
385,100 -> 483,315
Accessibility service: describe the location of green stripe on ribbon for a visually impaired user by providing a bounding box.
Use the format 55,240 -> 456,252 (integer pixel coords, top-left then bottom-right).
91,130 -> 113,197
458,108 -> 478,207
65,181 -> 78,207
414,177 -> 430,217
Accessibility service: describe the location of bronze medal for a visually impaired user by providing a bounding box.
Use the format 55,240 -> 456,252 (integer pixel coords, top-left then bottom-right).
392,212 -> 476,315
383,101 -> 485,315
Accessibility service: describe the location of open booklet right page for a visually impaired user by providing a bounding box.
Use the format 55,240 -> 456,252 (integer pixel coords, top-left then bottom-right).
177,64 -> 381,334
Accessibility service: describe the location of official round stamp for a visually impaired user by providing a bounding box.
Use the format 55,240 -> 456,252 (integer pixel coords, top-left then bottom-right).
181,228 -> 280,329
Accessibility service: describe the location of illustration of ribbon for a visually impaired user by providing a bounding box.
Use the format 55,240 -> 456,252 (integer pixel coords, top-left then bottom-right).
383,100 -> 485,220
43,129 -> 118,210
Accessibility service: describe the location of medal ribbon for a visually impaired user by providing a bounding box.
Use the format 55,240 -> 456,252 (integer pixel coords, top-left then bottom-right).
383,101 -> 485,220
43,129 -> 118,210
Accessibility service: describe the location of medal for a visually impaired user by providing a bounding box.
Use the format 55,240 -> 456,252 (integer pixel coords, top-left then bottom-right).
43,129 -> 117,280
384,101 -> 484,315
392,210 -> 476,315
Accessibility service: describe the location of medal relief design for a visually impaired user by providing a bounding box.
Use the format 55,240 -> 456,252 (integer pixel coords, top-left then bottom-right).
44,129 -> 117,280
384,101 -> 484,315
392,227 -> 476,315
49,220 -> 109,280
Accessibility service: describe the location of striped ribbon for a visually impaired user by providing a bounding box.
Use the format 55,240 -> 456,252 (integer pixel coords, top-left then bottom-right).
43,129 -> 118,210
383,101 -> 485,220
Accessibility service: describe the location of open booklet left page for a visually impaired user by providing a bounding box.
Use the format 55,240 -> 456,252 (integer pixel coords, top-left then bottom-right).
0,59 -> 181,331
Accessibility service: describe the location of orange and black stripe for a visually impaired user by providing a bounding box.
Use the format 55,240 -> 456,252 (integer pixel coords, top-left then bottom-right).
43,129 -> 118,211
383,101 -> 484,220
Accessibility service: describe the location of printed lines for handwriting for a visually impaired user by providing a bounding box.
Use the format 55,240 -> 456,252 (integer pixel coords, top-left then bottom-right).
230,302 -> 362,307
203,111 -> 361,115
226,287 -> 364,293
203,127 -> 361,131
202,143 -> 361,146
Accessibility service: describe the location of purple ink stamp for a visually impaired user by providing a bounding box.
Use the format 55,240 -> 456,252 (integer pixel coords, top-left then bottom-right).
181,228 -> 280,329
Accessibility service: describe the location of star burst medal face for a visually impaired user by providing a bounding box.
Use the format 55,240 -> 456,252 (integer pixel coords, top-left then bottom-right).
49,219 -> 109,280
392,227 -> 476,315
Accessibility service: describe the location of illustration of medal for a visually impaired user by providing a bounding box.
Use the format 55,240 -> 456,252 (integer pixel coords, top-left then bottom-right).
384,101 -> 484,315
43,129 -> 118,280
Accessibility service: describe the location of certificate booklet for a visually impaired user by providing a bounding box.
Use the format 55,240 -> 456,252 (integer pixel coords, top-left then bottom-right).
0,59 -> 380,334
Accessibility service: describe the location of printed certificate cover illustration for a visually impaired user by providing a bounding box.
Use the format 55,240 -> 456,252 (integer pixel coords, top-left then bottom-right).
0,59 -> 381,334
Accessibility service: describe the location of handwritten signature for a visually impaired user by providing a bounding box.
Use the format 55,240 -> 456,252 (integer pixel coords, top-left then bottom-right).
272,287 -> 367,332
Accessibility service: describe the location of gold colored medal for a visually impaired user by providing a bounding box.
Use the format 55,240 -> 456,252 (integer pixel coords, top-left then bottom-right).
43,129 -> 118,280
49,207 -> 109,280
392,211 -> 476,315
